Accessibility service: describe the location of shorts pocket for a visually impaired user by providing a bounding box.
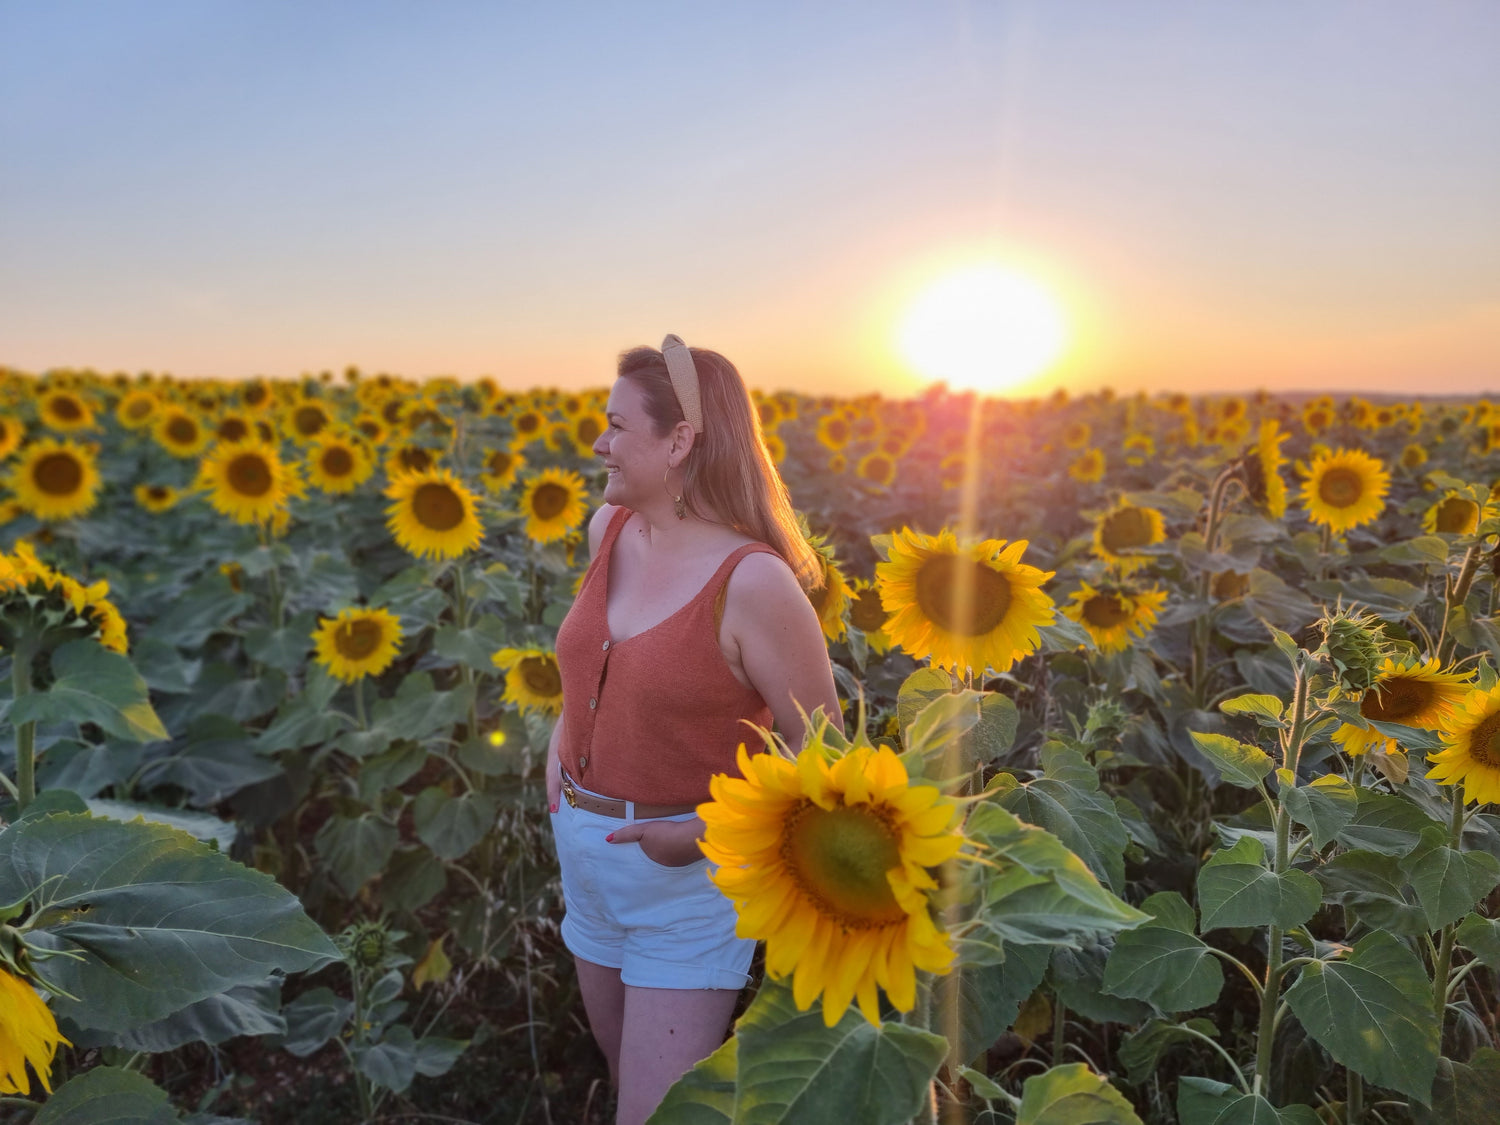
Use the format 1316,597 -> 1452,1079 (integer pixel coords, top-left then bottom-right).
634,842 -> 711,873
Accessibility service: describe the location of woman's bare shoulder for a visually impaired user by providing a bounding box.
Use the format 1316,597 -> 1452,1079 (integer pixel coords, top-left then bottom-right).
587,503 -> 623,557
724,548 -> 803,606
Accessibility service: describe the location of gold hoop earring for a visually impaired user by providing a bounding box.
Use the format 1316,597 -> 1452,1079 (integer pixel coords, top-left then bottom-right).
663,466 -> 686,520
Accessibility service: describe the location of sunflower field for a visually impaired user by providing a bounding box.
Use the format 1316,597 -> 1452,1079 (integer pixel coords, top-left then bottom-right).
4,368 -> 1500,1125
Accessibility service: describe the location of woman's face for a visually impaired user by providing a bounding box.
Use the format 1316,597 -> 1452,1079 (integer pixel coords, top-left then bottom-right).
595,377 -> 672,509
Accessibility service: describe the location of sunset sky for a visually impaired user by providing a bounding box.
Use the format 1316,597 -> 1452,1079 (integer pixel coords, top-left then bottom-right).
3,2 -> 1497,398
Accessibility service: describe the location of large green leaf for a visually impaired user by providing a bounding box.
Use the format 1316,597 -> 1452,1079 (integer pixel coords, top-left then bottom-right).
1175,1077 -> 1321,1125
1314,849 -> 1428,935
939,942 -> 1050,1064
1281,774 -> 1358,851
338,673 -> 475,758
0,813 -> 338,1033
67,979 -> 284,1053
412,787 -> 497,861
314,812 -> 399,897
275,986 -> 353,1057
138,714 -> 279,805
255,665 -> 346,753
994,748 -> 1129,892
1336,790 -> 1440,855
1218,693 -> 1284,725
1187,732 -> 1274,789
1016,1062 -> 1142,1124
1416,1048 -> 1500,1125
151,570 -> 254,649
1400,825 -> 1500,930
1283,930 -> 1439,1104
1456,911 -> 1500,967
1196,836 -> 1320,932
34,1066 -> 180,1125
84,798 -> 237,852
1116,1018 -> 1219,1086
648,1036 -> 737,1125
1102,892 -> 1223,1012
10,639 -> 167,743
897,671 -> 1018,777
729,977 -> 947,1125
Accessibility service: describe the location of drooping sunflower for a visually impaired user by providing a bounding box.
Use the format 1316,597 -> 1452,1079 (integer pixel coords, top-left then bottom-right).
115,388 -> 160,430
1092,503 -> 1166,574
0,417 -> 24,461
133,483 -> 181,512
385,467 -> 484,559
847,577 -> 893,654
518,467 -> 588,544
855,451 -> 897,488
1428,684 -> 1500,804
492,646 -> 564,715
9,439 -> 101,521
1423,493 -> 1482,536
1067,448 -> 1105,483
1334,657 -> 1473,757
699,732 -> 962,1027
313,606 -> 403,682
0,968 -> 70,1095
1300,447 -> 1389,534
877,527 -> 1055,674
196,438 -> 299,525
154,406 -> 211,457
306,434 -> 374,494
38,389 -> 95,433
804,529 -> 851,643
1062,581 -> 1168,654
1242,420 -> 1288,519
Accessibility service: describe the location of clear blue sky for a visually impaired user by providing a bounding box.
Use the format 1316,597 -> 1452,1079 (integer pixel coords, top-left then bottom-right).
3,1 -> 1497,396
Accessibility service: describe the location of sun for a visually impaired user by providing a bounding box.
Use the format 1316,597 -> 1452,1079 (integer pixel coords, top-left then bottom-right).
898,263 -> 1067,393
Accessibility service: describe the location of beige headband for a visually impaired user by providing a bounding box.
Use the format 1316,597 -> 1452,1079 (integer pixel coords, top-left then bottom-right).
661,334 -> 704,434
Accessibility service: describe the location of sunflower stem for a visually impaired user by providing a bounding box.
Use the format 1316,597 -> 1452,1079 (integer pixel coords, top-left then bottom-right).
1347,1069 -> 1364,1125
11,640 -> 37,813
1432,780 -> 1466,1025
452,565 -> 481,742
1192,466 -> 1237,705
1437,545 -> 1480,665
355,677 -> 369,731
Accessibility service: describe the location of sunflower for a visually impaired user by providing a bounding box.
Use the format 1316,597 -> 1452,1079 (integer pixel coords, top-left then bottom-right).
38,389 -> 95,432
877,527 -> 1055,674
1428,685 -> 1500,804
699,732 -> 962,1027
1062,420 -> 1091,449
1302,402 -> 1333,435
492,646 -> 564,715
571,412 -> 607,458
1123,432 -> 1154,466
1334,657 -> 1473,757
1068,448 -> 1105,483
306,434 -> 374,494
805,530 -> 851,643
213,410 -> 254,444
0,968 -> 70,1095
196,438 -> 299,525
479,446 -> 525,493
386,467 -> 484,559
133,483 -> 181,512
855,451 -> 897,488
848,578 -> 893,655
937,454 -> 965,490
816,413 -> 852,452
0,417 -> 23,461
1092,503 -> 1166,574
154,407 -> 211,457
1062,581 -> 1167,654
9,439 -> 101,521
1211,570 -> 1250,600
518,467 -> 588,544
509,407 -> 547,447
313,607 -> 403,681
352,412 -> 388,446
763,431 -> 787,465
1242,420 -> 1288,518
1400,442 -> 1429,470
1301,447 -> 1389,534
115,389 -> 160,430
286,401 -> 332,443
1423,494 -> 1481,536
384,443 -> 440,480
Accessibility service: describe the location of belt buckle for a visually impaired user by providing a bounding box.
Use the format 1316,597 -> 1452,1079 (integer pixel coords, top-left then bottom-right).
562,776 -> 578,808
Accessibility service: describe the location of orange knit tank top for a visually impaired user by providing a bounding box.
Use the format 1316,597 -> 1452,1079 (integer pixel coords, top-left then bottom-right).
555,507 -> 778,805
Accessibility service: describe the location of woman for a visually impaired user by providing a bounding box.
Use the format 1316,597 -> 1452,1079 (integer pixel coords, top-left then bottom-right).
546,336 -> 840,1125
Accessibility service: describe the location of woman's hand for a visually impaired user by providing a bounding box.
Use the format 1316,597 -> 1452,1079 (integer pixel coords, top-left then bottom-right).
545,715 -> 564,813
606,817 -> 706,867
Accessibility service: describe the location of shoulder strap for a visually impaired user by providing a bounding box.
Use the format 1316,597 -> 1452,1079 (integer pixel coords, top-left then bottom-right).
709,544 -> 782,632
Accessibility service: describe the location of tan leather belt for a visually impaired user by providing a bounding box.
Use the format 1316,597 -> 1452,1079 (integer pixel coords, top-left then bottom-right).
560,771 -> 699,819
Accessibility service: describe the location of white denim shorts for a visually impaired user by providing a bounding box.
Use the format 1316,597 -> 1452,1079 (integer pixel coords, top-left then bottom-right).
550,777 -> 754,991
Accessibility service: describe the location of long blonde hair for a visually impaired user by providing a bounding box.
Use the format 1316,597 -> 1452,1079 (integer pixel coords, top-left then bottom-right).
617,344 -> 822,592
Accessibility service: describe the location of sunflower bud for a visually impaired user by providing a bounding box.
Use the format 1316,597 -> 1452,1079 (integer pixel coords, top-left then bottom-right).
340,920 -> 392,970
1318,606 -> 1394,696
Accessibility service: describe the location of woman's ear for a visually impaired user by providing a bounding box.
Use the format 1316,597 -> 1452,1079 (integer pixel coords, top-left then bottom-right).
668,421 -> 697,466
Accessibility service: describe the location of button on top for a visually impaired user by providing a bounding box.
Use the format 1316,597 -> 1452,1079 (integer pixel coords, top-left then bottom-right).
579,756 -> 588,768
588,697 -> 597,709
602,640 -> 610,651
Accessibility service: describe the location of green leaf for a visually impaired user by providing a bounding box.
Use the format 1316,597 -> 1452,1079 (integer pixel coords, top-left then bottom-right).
647,1036 -> 737,1125
1016,1062 -> 1142,1124
1103,893 -> 1224,1012
1314,849 -> 1429,935
314,812 -> 400,897
1174,1077 -> 1321,1125
139,714 -> 280,805
0,813 -> 339,1034
1196,836 -> 1320,932
1187,732 -> 1274,790
412,1034 -> 468,1077
1336,790 -> 1439,856
151,570 -> 254,649
432,616 -> 511,672
731,976 -> 948,1125
1116,1018 -> 1219,1086
11,639 -> 168,742
358,1022 -> 417,1094
70,980 -> 284,1053
1379,536 -> 1450,570
255,666 -> 346,753
1456,912 -> 1500,968
1218,694 -> 1284,724
939,942 -> 1051,1063
1283,930 -> 1440,1104
412,787 -> 497,861
34,1066 -> 180,1125
1417,1048 -> 1500,1125
903,690 -> 982,759
83,798 -> 236,852
1282,774 -> 1358,851
1364,718 -> 1447,752
996,748 -> 1130,892
275,986 -> 353,1057
1401,825 -> 1500,930
380,845 -> 449,914
357,741 -> 429,802
243,612 -> 315,673
895,666 -> 955,732
339,673 -> 475,758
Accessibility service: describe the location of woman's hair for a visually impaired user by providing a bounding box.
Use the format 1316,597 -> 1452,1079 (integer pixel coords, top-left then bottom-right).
617,344 -> 823,592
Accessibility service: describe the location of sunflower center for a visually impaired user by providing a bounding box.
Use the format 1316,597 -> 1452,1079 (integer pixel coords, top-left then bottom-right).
530,482 -> 570,520
34,452 -> 84,495
1082,592 -> 1130,629
218,418 -> 248,442
51,396 -> 83,421
244,384 -> 268,407
914,555 -> 1012,636
1465,712 -> 1500,769
517,412 -> 541,434
860,456 -> 892,482
227,453 -> 274,497
1099,507 -> 1155,553
486,450 -> 514,475
1361,676 -> 1434,722
294,405 -> 327,436
413,482 -> 465,531
322,446 -> 355,476
1318,467 -> 1365,509
126,397 -> 154,420
1212,570 -> 1249,600
575,418 -> 602,446
148,486 -> 169,501
1435,498 -> 1479,535
335,618 -> 385,659
782,800 -> 907,929
850,588 -> 889,633
400,448 -> 432,473
519,656 -> 562,697
1242,455 -> 1267,504
167,416 -> 198,444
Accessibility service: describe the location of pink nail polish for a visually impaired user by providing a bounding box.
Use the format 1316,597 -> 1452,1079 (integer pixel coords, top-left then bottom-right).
605,833 -> 615,842
550,803 -> 558,813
